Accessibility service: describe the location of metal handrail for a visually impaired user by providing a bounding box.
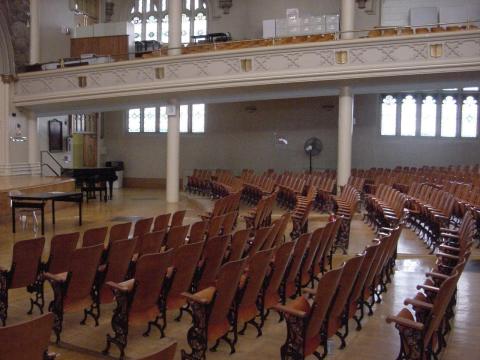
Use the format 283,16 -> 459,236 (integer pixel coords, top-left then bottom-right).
40,151 -> 64,176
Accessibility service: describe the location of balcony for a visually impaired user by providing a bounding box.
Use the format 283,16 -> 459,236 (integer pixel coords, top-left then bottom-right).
12,28 -> 480,112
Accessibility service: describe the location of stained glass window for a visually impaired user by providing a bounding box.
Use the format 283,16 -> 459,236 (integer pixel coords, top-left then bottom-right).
441,96 -> 457,137
400,95 -> 416,136
192,104 -> 205,133
420,96 -> 436,136
461,96 -> 478,138
381,95 -> 397,136
128,109 -> 141,132
143,107 -> 156,132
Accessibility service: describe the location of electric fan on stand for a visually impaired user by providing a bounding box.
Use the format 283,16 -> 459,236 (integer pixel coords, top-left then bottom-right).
304,137 -> 323,173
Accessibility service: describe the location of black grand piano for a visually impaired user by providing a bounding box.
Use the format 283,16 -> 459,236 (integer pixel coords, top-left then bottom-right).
62,167 -> 118,202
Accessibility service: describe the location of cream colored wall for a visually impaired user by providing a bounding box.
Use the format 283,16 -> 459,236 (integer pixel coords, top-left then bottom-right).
102,94 -> 480,181
39,0 -> 75,63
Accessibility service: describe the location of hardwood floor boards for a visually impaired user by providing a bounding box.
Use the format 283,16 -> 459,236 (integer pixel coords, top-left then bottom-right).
0,188 -> 478,359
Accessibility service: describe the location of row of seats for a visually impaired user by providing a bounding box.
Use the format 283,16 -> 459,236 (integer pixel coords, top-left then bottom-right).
367,24 -> 478,38
386,213 -> 474,359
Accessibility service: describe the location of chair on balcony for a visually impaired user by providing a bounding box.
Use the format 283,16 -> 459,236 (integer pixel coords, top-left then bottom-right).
103,251 -> 174,359
45,244 -> 104,342
81,238 -> 137,326
153,213 -> 171,232
274,265 -> 344,360
82,226 -> 108,247
28,233 -> 79,315
0,313 -> 55,360
0,237 -> 45,325
181,258 -> 247,359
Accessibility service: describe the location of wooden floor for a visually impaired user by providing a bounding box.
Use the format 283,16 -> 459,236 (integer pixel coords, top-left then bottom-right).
1,188 -> 479,360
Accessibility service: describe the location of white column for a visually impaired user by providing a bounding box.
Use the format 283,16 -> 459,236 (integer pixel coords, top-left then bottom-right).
168,0 -> 182,56
0,79 -> 10,165
29,0 -> 40,64
337,86 -> 354,189
166,101 -> 180,203
340,0 -> 356,40
27,111 -> 40,165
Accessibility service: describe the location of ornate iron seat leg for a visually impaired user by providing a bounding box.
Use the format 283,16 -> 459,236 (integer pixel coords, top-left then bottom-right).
27,276 -> 45,315
103,290 -> 131,359
182,300 -> 210,360
0,270 -> 9,326
280,314 -> 306,360
48,280 -> 68,343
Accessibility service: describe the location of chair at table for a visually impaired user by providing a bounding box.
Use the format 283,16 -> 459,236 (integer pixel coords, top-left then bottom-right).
274,265 -> 344,360
0,237 -> 45,325
136,342 -> 177,360
28,233 -> 79,315
103,251 -> 174,359
0,313 -> 55,360
181,258 -> 247,359
82,226 -> 108,247
45,244 -> 104,342
236,248 -> 274,339
9,190 -> 39,232
81,239 -> 137,326
171,210 -> 187,228
109,222 -> 132,242
153,213 -> 171,232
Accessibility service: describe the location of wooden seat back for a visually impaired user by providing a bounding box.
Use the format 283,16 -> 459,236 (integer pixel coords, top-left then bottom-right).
207,215 -> 225,239
0,313 -> 54,360
130,250 -> 174,313
189,221 -> 208,244
197,235 -> 229,290
229,229 -> 249,261
153,213 -> 171,232
100,239 -> 137,304
109,222 -> 132,242
48,232 -> 79,274
305,265 -> 344,338
248,226 -> 272,256
285,233 -> 310,297
136,231 -> 165,256
10,238 -> 45,289
64,244 -> 104,305
165,225 -> 189,251
171,210 -> 187,227
133,217 -> 154,238
222,211 -> 237,235
82,226 -> 108,247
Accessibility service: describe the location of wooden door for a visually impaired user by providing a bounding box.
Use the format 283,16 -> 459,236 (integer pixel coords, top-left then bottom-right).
83,134 -> 97,167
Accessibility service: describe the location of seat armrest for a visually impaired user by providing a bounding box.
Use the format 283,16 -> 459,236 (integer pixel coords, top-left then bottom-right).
416,284 -> 440,293
404,298 -> 434,310
181,288 -> 215,305
273,304 -> 307,318
302,288 -> 316,295
44,272 -> 68,283
386,315 -> 424,330
425,271 -> 449,280
106,279 -> 135,292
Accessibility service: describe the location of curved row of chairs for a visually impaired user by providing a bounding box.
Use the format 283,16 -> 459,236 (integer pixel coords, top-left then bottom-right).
386,213 -> 475,359
364,184 -> 408,232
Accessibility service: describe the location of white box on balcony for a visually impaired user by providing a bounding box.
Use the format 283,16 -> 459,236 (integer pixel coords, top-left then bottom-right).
70,26 -> 93,38
409,7 -> 438,27
440,7 -> 468,25
263,19 -> 276,38
325,14 -> 340,32
93,22 -> 133,37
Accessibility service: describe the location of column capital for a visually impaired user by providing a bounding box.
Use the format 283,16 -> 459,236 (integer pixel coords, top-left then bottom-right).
0,74 -> 17,84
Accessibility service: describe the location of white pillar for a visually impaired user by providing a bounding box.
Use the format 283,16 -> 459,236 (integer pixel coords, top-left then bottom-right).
29,0 -> 40,64
168,0 -> 182,56
337,86 -> 354,189
0,79 -> 10,165
340,0 -> 356,40
27,111 -> 40,165
166,101 -> 180,203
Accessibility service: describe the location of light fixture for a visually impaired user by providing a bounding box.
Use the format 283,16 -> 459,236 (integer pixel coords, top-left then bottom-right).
10,123 -> 27,142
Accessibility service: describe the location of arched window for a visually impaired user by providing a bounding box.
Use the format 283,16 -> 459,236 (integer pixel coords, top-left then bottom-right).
381,95 -> 397,136
420,95 -> 436,137
441,96 -> 457,137
461,96 -> 478,138
400,95 -> 416,136
130,0 -> 208,43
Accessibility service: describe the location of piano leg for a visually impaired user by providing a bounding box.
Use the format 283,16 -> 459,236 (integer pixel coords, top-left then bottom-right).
108,180 -> 114,200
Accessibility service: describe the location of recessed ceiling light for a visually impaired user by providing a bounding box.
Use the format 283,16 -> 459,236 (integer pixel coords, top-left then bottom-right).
463,87 -> 479,91
442,88 -> 458,91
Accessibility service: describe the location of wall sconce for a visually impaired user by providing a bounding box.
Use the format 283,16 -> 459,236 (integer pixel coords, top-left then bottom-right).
10,123 -> 28,142
219,0 -> 233,14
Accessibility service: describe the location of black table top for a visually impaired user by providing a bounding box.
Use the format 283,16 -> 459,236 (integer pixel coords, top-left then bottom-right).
9,192 -> 82,201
